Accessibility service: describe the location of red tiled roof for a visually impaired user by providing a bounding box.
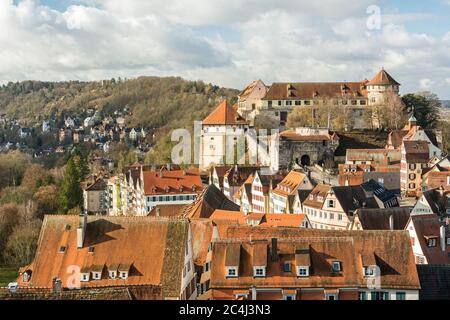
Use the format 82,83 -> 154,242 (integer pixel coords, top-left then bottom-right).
367,68 -> 400,86
142,170 -> 203,195
18,215 -> 189,298
203,101 -> 248,125
263,82 -> 367,100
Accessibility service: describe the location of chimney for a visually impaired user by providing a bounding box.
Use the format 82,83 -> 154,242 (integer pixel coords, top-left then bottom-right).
77,213 -> 87,249
389,214 -> 394,231
440,225 -> 446,252
156,207 -> 160,217
271,238 -> 278,262
52,277 -> 62,294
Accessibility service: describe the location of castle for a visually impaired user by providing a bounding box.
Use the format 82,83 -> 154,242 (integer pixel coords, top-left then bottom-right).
237,68 -> 400,129
198,68 -> 401,170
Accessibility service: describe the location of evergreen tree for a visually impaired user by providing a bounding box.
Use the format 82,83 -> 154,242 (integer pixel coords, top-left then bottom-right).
58,157 -> 83,213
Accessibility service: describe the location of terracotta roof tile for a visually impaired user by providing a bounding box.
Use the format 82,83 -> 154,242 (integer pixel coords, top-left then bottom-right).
203,101 -> 248,125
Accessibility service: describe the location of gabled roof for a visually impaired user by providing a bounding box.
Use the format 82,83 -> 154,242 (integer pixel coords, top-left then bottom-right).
18,215 -> 189,298
354,207 -> 411,230
332,185 -> 380,215
422,188 -> 450,215
210,226 -> 419,290
409,215 -> 450,264
202,101 -> 248,125
142,170 -> 203,195
272,171 -> 310,197
417,265 -> 450,300
367,68 -> 400,86
262,82 -> 367,100
182,184 -> 240,219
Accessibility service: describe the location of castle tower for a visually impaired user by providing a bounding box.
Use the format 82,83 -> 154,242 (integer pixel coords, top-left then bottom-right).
367,68 -> 400,107
199,101 -> 249,170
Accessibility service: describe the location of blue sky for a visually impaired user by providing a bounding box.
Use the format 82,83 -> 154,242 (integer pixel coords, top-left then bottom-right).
2,0 -> 450,99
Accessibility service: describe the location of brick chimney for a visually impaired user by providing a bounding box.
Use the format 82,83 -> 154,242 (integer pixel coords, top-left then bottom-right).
77,213 -> 87,249
271,238 -> 278,262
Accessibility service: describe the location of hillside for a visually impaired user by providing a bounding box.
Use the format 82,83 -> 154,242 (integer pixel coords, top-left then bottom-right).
0,77 -> 238,131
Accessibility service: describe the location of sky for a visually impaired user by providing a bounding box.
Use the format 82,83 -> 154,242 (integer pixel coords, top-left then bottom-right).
1,0 -> 450,99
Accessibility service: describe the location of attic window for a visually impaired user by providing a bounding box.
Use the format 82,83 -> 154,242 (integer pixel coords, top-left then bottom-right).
283,262 -> 291,273
226,267 -> 238,278
65,224 -> 71,231
296,266 -> 309,277
109,270 -> 117,279
59,246 -> 66,253
427,237 -> 437,247
332,261 -> 342,272
92,272 -> 102,280
88,246 -> 95,253
80,273 -> 90,282
253,266 -> 266,278
119,271 -> 128,279
363,266 -> 375,277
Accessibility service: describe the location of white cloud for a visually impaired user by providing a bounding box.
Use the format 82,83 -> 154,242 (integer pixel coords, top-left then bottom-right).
1,0 -> 450,99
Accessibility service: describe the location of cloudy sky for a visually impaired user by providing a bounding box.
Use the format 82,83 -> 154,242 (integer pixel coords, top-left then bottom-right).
1,0 -> 450,98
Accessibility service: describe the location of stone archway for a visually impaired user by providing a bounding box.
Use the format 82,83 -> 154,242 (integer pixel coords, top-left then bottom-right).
300,154 -> 310,166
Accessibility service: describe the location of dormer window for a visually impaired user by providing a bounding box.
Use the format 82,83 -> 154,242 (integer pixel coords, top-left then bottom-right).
332,261 -> 342,272
363,266 -> 375,277
109,270 -> 117,279
92,272 -> 102,280
226,267 -> 238,278
119,271 -> 128,279
283,262 -> 291,273
427,237 -> 437,247
296,266 -> 309,277
253,266 -> 266,278
80,273 -> 90,282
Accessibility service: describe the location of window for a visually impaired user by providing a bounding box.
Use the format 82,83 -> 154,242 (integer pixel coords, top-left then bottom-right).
226,267 -> 238,278
283,262 -> 291,272
92,272 -> 101,280
109,271 -> 117,279
396,292 -> 406,300
295,100 -> 301,106
286,100 -> 292,106
80,273 -> 90,282
59,246 -> 66,253
409,183 -> 416,189
358,292 -> 367,300
278,100 -> 282,106
296,266 -> 309,277
330,213 -> 334,220
409,163 -> 416,170
328,200 -> 335,208
371,292 -> 389,300
409,173 -> 416,180
119,271 -> 128,279
332,261 -> 342,272
326,293 -> 338,300
428,238 -> 437,247
364,266 -> 375,277
338,214 -> 343,221
268,101 -> 273,107
254,267 -> 266,277
283,294 -> 296,300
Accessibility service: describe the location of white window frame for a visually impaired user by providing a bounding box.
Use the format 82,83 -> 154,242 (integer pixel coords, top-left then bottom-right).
92,272 -> 102,280
119,271 -> 129,279
226,267 -> 238,278
296,266 -> 309,277
253,266 -> 266,277
332,261 -> 342,272
109,271 -> 117,279
80,273 -> 90,282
